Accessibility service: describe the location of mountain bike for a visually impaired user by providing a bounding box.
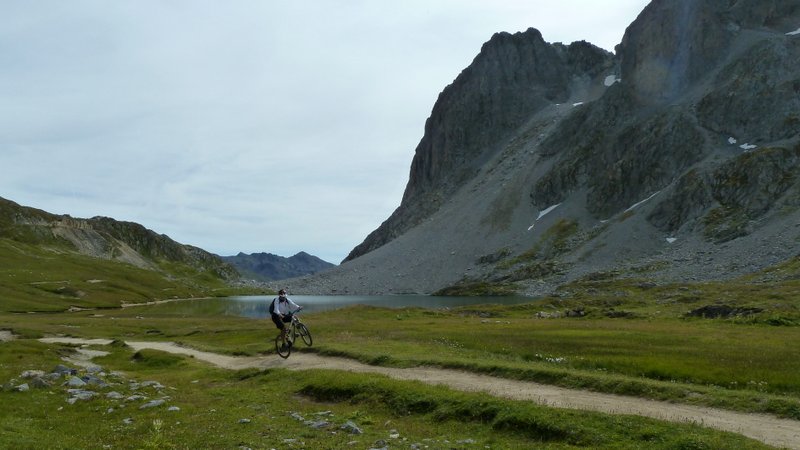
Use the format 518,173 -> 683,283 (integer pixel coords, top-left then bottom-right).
275,307 -> 313,358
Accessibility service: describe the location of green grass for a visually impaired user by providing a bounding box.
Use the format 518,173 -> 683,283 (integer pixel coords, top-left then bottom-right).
3,254 -> 800,447
0,339 -> 771,449
6,281 -> 800,421
0,238 -> 266,312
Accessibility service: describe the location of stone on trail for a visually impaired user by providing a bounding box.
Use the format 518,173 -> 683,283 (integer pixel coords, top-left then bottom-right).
86,365 -> 103,374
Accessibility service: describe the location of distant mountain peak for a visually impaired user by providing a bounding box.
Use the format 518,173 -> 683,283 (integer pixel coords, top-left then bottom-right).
223,251 -> 334,282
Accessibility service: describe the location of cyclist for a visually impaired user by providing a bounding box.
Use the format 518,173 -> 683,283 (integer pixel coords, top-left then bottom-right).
270,289 -> 301,350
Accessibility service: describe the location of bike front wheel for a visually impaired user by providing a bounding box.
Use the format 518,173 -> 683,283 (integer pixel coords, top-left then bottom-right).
275,334 -> 291,358
298,323 -> 313,346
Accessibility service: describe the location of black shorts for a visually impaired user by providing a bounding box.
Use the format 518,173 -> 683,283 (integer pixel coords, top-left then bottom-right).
271,313 -> 291,330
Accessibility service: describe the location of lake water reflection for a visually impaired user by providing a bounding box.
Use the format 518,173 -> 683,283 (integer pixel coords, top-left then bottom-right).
168,295 -> 539,319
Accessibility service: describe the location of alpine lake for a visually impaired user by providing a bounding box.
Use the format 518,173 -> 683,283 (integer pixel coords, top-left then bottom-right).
153,294 -> 538,318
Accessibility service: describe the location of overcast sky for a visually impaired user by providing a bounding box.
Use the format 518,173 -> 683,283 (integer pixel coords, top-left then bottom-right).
0,0 -> 650,264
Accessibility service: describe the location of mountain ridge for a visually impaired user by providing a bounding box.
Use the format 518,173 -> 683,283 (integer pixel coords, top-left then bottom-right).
223,251 -> 334,281
0,196 -> 238,281
287,0 -> 800,295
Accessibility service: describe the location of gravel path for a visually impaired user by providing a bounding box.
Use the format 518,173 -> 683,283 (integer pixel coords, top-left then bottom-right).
39,337 -> 800,449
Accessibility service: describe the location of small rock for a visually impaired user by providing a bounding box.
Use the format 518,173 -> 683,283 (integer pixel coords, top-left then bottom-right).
81,375 -> 108,387
167,406 -> 180,412
66,376 -> 86,387
15,383 -> 30,392
106,392 -> 124,400
139,399 -> 165,409
290,412 -> 305,421
67,389 -> 96,401
457,438 -> 476,444
21,370 -> 45,379
306,420 -> 329,429
30,377 -> 51,389
85,365 -> 103,374
125,395 -> 146,402
52,365 -> 76,376
238,418 -> 251,424
122,418 -> 134,425
341,420 -> 363,435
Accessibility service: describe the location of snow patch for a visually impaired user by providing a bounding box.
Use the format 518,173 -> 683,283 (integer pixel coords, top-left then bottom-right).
666,237 -> 677,244
528,204 -> 561,231
740,143 -> 757,150
572,102 -> 584,107
728,137 -> 737,145
786,28 -> 800,36
537,204 -> 561,221
624,191 -> 661,213
604,75 -> 621,87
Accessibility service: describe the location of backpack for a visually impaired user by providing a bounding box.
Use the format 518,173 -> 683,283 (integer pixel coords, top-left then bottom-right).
269,298 -> 277,314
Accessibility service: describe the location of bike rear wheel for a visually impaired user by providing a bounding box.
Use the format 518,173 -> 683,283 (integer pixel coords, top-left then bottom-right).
275,334 -> 291,358
298,323 -> 313,346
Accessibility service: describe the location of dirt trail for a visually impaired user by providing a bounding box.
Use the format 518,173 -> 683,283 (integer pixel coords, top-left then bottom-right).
39,337 -> 800,449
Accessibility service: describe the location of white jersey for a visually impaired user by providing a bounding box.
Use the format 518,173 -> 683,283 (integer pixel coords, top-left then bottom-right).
272,296 -> 299,315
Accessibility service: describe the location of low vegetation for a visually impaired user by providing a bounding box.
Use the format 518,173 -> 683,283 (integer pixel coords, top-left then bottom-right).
0,334 -> 772,449
2,243 -> 800,447
0,238 -> 266,312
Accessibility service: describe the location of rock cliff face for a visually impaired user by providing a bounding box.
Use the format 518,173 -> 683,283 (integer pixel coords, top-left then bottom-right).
0,197 -> 238,280
290,0 -> 800,295
345,29 -> 614,261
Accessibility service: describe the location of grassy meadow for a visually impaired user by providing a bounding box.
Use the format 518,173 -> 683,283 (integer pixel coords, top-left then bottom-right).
3,274 -> 800,448
2,233 -> 800,448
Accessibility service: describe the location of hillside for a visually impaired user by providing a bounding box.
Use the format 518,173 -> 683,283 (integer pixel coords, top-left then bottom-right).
223,251 -> 334,281
287,0 -> 800,295
0,197 -> 256,311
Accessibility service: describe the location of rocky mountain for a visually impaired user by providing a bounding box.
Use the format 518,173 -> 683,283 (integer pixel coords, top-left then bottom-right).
0,196 -> 238,281
223,251 -> 334,281
287,0 -> 800,295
